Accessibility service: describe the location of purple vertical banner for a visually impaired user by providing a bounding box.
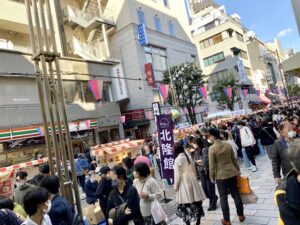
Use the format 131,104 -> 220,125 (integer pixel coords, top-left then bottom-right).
156,114 -> 175,182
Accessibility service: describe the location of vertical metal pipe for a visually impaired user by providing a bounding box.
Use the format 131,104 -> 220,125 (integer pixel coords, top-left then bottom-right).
25,0 -> 54,175
44,0 -> 82,216
32,0 -> 66,197
38,0 -> 70,183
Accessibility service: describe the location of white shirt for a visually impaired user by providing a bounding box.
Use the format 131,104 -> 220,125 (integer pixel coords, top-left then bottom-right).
22,215 -> 52,225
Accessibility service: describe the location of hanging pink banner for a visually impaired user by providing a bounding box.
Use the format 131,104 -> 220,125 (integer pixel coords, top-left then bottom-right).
146,111 -> 152,120
227,87 -> 232,98
120,116 -> 126,123
88,80 -> 104,101
198,86 -> 208,98
158,84 -> 169,101
84,120 -> 91,129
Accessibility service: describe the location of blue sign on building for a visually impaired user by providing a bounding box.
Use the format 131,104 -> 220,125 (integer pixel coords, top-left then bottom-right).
137,24 -> 148,46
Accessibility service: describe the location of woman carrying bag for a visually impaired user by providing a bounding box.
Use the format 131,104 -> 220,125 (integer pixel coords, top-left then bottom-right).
174,142 -> 206,225
133,162 -> 167,225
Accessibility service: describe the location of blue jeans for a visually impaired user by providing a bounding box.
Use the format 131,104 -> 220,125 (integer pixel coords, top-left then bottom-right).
257,139 -> 266,155
242,148 -> 251,168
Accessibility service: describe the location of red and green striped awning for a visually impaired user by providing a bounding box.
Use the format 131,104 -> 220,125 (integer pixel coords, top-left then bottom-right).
0,119 -> 98,143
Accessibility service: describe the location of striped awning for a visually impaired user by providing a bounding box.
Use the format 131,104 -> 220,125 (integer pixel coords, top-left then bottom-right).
92,139 -> 144,157
0,119 -> 98,143
0,158 -> 48,173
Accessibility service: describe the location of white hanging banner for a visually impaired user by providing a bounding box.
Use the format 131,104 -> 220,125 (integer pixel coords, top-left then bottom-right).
112,64 -> 128,101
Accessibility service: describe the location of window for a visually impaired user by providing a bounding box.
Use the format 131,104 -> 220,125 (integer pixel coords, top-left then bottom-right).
144,46 -> 167,71
203,52 -> 225,67
168,20 -> 175,36
137,9 -> 146,25
154,16 -> 162,32
245,67 -> 252,77
200,33 -> 223,49
204,21 -> 215,31
236,32 -> 244,42
163,0 -> 169,7
239,50 -> 248,60
63,81 -> 83,103
208,70 -> 228,84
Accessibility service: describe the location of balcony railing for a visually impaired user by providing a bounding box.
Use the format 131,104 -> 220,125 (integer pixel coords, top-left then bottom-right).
72,37 -> 106,61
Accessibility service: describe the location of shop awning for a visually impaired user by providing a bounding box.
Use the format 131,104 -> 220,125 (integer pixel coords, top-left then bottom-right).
123,120 -> 150,129
91,139 -> 144,157
282,52 -> 300,77
0,157 -> 48,173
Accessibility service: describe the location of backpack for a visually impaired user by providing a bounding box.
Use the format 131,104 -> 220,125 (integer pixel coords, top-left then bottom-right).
72,214 -> 85,225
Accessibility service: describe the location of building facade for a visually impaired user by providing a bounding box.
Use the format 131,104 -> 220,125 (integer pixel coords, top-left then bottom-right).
0,0 -> 125,166
106,0 -> 199,137
189,0 -> 258,112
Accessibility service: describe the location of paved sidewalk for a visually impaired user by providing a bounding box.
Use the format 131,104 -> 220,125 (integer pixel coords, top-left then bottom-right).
167,155 -> 279,225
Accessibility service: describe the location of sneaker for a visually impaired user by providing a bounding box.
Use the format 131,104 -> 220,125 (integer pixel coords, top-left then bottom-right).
252,166 -> 257,172
247,166 -> 253,170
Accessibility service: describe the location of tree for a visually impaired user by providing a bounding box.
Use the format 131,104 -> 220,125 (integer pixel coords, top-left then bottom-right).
162,62 -> 204,124
211,73 -> 241,111
287,84 -> 300,97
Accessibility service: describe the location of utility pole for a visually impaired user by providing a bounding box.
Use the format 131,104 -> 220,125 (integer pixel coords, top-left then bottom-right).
25,0 -> 82,217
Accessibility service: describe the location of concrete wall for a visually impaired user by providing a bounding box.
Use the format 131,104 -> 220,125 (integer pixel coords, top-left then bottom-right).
291,0 -> 300,36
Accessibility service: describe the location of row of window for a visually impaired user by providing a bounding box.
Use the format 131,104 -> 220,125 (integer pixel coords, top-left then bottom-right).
144,46 -> 167,71
200,33 -> 223,49
137,9 -> 176,37
207,69 -> 230,83
203,52 -> 225,67
63,81 -> 113,104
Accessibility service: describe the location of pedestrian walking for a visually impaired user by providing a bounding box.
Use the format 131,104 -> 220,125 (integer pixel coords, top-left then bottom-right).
84,167 -> 99,205
259,119 -> 277,159
133,162 -> 166,225
174,142 -> 206,225
122,157 -> 135,184
208,128 -> 245,225
272,121 -> 294,184
237,121 -> 257,172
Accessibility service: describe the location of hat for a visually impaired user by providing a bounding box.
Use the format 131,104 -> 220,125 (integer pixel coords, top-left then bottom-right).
100,166 -> 111,175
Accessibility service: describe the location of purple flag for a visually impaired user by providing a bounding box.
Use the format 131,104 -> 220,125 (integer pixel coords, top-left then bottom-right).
156,114 -> 174,182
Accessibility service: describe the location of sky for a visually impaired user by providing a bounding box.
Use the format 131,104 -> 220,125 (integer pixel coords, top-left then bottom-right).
215,0 -> 300,52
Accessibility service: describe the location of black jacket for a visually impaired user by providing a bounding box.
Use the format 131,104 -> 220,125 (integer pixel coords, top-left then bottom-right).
84,179 -> 98,204
259,126 -> 277,146
271,138 -> 294,178
96,177 -> 113,217
276,170 -> 300,225
48,194 -> 75,225
106,182 -> 144,225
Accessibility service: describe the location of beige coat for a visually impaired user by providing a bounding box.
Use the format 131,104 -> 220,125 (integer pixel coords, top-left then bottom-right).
174,152 -> 206,204
209,140 -> 240,181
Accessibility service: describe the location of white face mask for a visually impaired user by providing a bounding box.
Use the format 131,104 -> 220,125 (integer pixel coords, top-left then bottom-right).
288,131 -> 296,138
207,139 -> 213,144
43,200 -> 51,214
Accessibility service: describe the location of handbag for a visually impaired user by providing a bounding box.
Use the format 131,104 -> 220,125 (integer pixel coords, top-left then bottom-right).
151,199 -> 167,224
237,176 -> 251,194
240,190 -> 258,204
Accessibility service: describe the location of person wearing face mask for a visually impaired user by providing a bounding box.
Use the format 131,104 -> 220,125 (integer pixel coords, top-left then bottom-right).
96,166 -> 113,222
15,171 -> 36,209
39,176 -> 75,225
107,166 -> 144,225
272,122 -> 294,184
84,168 -> 99,205
208,128 -> 244,225
21,187 -> 52,225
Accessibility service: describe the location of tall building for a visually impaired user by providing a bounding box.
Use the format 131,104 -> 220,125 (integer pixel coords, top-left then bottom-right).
245,32 -> 282,92
0,0 -> 124,166
105,0 -> 199,137
189,1 -> 257,112
291,0 -> 300,36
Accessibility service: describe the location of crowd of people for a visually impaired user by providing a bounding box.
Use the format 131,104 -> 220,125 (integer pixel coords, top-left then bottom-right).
0,104 -> 300,225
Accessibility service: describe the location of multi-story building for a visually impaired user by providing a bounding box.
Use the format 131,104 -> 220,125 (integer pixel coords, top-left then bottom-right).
189,0 -> 257,112
245,32 -> 282,92
105,0 -> 199,137
0,0 -> 125,166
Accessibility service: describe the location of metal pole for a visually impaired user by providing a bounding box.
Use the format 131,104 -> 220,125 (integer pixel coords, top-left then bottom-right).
25,0 -> 54,175
44,0 -> 82,216
276,50 -> 291,107
31,0 -> 66,197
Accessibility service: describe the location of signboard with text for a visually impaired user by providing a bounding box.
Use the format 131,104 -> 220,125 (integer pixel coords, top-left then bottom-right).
156,114 -> 174,181
137,24 -> 148,46
112,64 -> 128,101
152,102 -> 161,116
145,63 -> 155,86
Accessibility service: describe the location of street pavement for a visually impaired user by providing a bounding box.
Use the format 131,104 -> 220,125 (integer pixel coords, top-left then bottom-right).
164,154 -> 279,225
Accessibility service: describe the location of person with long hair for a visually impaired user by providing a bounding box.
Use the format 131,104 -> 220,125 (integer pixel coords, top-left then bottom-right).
174,142 -> 206,225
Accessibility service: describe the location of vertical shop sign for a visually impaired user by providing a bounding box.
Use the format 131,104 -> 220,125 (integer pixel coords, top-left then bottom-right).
156,114 -> 174,181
